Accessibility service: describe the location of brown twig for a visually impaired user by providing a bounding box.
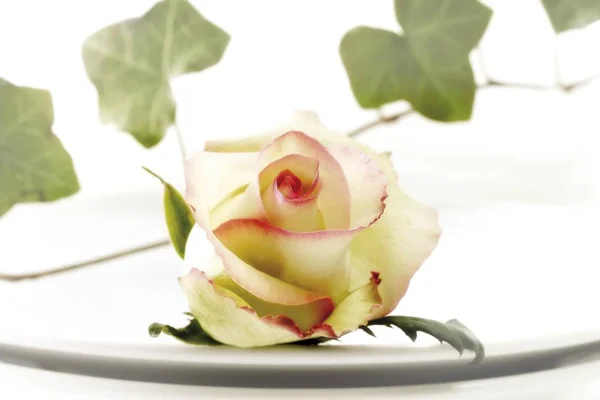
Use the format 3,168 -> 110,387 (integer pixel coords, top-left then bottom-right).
347,76 -> 598,138
561,73 -> 600,92
476,47 -> 490,83
347,109 -> 416,138
0,239 -> 171,282
174,122 -> 188,165
484,75 -> 599,92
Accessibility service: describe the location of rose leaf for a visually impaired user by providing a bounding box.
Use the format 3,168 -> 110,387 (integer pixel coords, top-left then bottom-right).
149,318 -> 221,345
340,0 -> 491,121
0,79 -> 79,217
542,0 -> 600,33
368,316 -> 485,363
143,167 -> 195,259
82,0 -> 230,148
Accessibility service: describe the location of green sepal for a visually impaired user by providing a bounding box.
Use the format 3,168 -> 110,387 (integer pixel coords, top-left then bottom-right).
143,167 -> 195,259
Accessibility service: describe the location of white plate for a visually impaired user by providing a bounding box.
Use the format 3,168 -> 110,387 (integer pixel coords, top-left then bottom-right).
0,190 -> 599,387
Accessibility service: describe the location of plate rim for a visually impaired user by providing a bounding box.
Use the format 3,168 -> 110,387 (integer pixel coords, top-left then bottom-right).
1,329 -> 599,388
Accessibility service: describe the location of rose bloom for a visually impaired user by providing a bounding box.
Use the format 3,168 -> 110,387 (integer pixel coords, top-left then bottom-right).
181,111 -> 441,347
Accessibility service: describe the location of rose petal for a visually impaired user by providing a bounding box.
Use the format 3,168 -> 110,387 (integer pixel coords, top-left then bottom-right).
347,184 -> 441,318
204,110 -> 398,183
196,112 -> 440,319
262,181 -> 324,232
210,231 -> 337,308
186,150 -> 340,309
208,183 -> 266,230
199,220 -> 339,310
314,271 -> 383,337
326,144 -> 388,229
185,151 -> 263,229
258,131 -> 351,230
180,269 -> 310,347
259,154 -> 324,232
212,273 -> 333,331
179,269 -> 381,347
213,218 -> 359,304
203,111 -> 439,316
259,154 -> 319,192
205,111 -> 340,153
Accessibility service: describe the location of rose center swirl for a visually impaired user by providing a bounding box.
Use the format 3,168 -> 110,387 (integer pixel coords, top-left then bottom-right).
276,170 -> 305,199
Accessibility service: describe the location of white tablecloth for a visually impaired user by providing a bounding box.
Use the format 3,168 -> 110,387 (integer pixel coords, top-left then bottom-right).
2,360 -> 600,399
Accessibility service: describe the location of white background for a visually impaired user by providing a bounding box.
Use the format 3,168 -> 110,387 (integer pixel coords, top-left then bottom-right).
1,0 -> 600,398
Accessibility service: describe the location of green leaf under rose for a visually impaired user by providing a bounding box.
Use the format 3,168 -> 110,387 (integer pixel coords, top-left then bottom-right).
368,316 -> 485,364
340,0 -> 492,121
149,315 -> 485,363
542,0 -> 600,33
143,167 -> 195,258
0,78 -> 79,217
149,318 -> 220,346
82,0 -> 230,148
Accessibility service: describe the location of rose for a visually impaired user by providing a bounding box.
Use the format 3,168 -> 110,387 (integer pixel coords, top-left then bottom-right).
180,111 -> 441,347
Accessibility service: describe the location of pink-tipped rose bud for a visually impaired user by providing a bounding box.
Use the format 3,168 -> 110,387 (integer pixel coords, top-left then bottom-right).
180,111 -> 441,347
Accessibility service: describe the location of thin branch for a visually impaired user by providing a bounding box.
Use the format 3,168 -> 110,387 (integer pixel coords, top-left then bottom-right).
347,109 -> 415,138
347,76 -> 598,138
174,122 -> 187,164
0,239 -> 171,282
476,47 -> 490,84
484,76 -> 599,92
561,73 -> 600,92
553,36 -> 563,88
482,80 -> 556,91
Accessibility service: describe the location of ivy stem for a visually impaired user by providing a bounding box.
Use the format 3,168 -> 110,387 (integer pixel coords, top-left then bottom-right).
0,239 -> 171,282
347,109 -> 415,138
476,47 -> 490,83
347,77 -> 597,138
174,122 -> 187,165
553,37 -> 563,87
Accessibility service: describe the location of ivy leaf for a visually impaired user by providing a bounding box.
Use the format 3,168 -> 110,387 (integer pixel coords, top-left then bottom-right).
149,318 -> 221,345
368,316 -> 485,363
542,0 -> 600,33
82,0 -> 230,148
0,79 -> 79,217
340,0 -> 491,121
143,167 -> 195,258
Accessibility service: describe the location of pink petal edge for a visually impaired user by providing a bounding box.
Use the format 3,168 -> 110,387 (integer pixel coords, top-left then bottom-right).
182,269 -> 337,339
258,131 -> 352,230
